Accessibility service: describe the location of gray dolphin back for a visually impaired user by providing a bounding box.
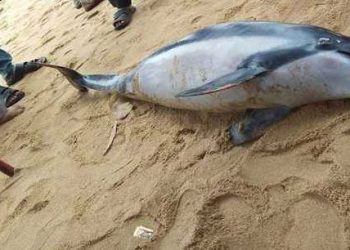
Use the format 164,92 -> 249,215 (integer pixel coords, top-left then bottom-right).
37,21 -> 350,112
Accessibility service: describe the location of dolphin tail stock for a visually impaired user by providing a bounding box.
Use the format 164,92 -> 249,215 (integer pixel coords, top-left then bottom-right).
36,63 -> 123,93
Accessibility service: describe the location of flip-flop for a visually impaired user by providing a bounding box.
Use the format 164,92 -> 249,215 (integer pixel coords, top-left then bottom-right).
6,57 -> 47,86
113,6 -> 136,30
0,86 -> 25,107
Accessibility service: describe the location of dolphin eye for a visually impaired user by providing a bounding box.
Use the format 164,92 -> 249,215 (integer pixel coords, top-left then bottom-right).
318,37 -> 332,46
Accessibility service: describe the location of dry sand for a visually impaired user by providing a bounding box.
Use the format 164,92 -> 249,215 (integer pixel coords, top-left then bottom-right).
0,0 -> 350,249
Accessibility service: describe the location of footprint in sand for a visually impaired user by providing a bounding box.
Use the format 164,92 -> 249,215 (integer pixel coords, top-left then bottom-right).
148,0 -> 173,10
217,195 -> 256,249
191,15 -> 203,24
6,197 -> 29,222
27,200 -> 50,213
240,151 -> 331,185
39,7 -> 54,26
0,179 -> 50,231
86,10 -> 99,20
159,190 -> 203,249
41,35 -> 56,46
285,195 -> 347,250
221,2 -> 248,22
219,195 -> 253,230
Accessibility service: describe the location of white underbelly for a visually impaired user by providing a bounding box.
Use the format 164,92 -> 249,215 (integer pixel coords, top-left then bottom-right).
125,40 -> 350,112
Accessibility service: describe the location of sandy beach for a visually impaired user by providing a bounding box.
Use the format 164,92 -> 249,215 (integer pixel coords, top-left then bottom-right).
0,0 -> 349,249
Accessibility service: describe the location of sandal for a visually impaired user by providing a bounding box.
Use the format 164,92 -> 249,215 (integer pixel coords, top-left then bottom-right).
5,57 -> 47,86
0,86 -> 25,107
113,6 -> 136,30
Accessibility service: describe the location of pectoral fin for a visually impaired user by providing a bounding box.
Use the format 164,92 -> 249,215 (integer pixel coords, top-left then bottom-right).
229,106 -> 292,145
175,65 -> 267,97
176,44 -> 316,98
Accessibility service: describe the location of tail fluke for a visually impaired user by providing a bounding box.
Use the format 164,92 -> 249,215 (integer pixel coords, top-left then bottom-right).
37,63 -> 121,92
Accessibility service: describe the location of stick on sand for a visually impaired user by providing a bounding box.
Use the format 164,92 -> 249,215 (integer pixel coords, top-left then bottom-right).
103,101 -> 133,156
0,160 -> 15,177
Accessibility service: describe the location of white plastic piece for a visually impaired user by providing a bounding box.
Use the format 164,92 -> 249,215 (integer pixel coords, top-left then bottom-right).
133,226 -> 154,240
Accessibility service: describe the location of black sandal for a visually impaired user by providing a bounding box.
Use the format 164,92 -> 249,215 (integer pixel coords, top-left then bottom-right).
0,86 -> 25,107
113,6 -> 136,30
6,57 -> 47,86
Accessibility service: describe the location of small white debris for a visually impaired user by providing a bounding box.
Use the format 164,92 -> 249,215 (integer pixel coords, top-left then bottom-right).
133,226 -> 154,240
112,101 -> 133,120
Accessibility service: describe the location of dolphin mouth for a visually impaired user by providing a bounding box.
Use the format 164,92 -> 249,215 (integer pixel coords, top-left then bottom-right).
5,90 -> 25,108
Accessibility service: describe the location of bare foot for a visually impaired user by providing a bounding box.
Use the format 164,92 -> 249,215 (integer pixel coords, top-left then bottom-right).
0,105 -> 25,124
